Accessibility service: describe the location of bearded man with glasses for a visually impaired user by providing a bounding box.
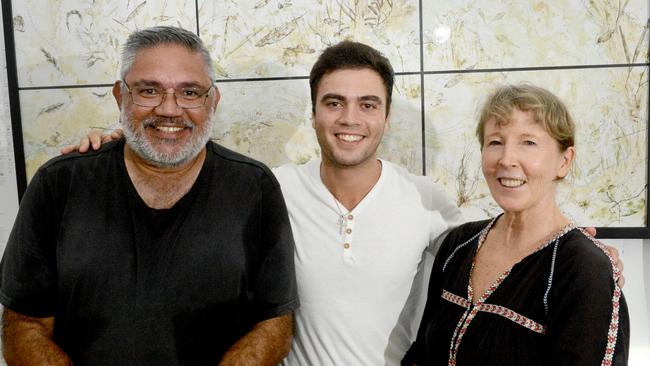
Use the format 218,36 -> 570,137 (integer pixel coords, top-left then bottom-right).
0,26 -> 298,366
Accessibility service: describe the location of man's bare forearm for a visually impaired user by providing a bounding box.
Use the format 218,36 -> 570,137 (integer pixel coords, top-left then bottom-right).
2,309 -> 72,366
218,312 -> 293,366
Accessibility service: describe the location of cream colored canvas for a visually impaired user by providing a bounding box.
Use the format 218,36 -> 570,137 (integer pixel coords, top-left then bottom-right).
7,0 -> 649,228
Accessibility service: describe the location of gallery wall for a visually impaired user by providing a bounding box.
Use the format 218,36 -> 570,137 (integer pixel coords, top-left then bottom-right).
4,0 -> 649,231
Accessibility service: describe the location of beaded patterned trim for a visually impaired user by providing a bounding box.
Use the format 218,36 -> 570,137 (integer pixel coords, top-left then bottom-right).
442,229 -> 486,272
577,228 -> 622,366
442,289 -> 547,334
447,270 -> 511,366
478,303 -> 547,334
543,239 -> 560,316
443,219 -> 576,366
441,289 -> 470,308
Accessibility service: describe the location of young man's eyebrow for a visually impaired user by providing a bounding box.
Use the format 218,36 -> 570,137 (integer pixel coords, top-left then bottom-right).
320,93 -> 345,102
359,95 -> 383,104
319,94 -> 383,104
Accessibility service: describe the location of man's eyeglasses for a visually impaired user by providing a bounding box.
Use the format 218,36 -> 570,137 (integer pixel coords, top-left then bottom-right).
123,81 -> 213,109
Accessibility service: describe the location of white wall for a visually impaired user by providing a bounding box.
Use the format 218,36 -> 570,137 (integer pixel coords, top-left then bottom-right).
600,238 -> 650,365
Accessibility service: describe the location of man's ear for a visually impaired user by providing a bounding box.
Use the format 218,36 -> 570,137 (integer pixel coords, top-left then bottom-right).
112,81 -> 123,110
211,85 -> 221,113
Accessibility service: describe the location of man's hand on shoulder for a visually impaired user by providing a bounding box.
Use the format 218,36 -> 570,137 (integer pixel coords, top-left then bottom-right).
60,127 -> 124,155
605,244 -> 625,287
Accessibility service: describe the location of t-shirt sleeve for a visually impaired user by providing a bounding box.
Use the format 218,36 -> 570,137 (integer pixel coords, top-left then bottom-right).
403,172 -> 463,256
250,171 -> 299,322
0,168 -> 60,317
546,236 -> 630,365
426,183 -> 463,255
402,224 -> 461,365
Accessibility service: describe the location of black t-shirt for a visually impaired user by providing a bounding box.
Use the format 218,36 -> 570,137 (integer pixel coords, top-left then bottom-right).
0,140 -> 299,365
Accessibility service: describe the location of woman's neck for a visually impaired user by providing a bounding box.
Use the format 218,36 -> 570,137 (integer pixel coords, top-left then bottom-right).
494,205 -> 571,251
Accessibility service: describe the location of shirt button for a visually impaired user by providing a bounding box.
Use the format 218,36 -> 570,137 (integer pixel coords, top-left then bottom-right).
343,243 -> 350,249
346,228 -> 352,234
347,214 -> 354,220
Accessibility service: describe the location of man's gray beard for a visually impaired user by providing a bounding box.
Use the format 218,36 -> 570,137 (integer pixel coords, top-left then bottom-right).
120,108 -> 214,168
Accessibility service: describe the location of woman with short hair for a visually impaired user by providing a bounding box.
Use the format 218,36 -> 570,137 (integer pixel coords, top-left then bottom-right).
403,84 -> 629,366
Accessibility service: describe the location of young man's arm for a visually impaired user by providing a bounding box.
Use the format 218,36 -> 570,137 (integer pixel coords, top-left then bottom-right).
2,308 -> 73,365
218,313 -> 293,366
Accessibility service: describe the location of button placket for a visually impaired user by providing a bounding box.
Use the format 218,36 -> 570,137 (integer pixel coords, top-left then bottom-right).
341,213 -> 355,262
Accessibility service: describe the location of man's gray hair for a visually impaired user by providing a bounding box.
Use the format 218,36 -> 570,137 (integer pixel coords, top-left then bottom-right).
119,26 -> 216,82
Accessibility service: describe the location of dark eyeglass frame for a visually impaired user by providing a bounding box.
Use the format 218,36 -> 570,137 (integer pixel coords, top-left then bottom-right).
122,80 -> 214,109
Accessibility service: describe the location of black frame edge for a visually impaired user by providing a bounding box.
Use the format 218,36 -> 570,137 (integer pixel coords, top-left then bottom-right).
2,0 -> 26,200
644,16 -> 650,240
418,0 -> 426,176
595,227 -> 650,239
194,0 -> 200,36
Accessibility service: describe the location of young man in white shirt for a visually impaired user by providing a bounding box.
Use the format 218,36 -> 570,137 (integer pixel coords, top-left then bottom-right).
273,42 -> 462,365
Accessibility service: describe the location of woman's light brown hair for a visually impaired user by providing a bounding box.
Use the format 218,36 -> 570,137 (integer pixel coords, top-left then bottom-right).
476,84 -> 575,151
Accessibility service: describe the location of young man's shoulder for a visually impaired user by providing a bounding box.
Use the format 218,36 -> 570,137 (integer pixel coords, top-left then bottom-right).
382,160 -> 458,211
272,159 -> 318,185
384,160 -> 443,190
206,141 -> 279,183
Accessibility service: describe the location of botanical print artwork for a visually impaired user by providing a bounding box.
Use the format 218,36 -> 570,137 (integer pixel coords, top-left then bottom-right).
424,67 -> 648,227
421,0 -> 648,70
199,0 -> 421,78
19,88 -> 117,178
12,0 -> 197,86
8,0 -> 650,228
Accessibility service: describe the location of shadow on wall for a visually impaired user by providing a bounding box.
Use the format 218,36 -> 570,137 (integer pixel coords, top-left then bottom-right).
210,77 -> 319,169
377,76 -> 426,175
